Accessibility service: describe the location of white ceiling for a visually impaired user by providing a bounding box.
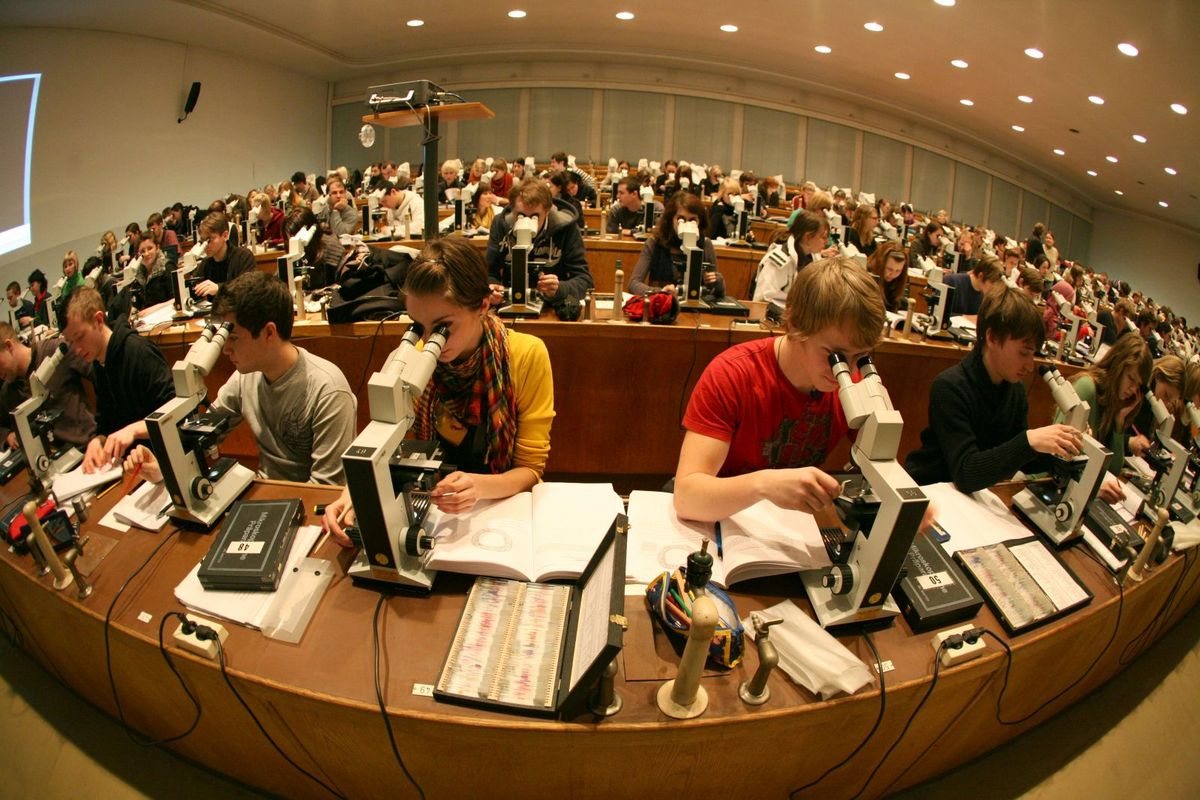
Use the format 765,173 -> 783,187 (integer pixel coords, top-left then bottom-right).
6,0 -> 1199,233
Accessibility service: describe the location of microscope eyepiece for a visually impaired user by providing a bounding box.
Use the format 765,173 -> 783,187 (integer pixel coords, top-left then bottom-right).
828,352 -> 848,367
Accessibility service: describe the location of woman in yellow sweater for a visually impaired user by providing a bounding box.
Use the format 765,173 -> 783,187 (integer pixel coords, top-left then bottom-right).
325,237 -> 554,544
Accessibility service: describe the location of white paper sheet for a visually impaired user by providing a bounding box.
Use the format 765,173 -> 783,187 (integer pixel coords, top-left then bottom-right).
51,462 -> 122,502
920,482 -> 1031,555
625,491 -> 717,584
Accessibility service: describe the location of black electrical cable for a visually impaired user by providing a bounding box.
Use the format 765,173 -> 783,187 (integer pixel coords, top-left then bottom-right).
373,593 -> 426,800
104,529 -> 187,746
788,631 -> 886,799
213,636 -> 347,800
851,636 -> 958,799
1119,546 -> 1193,665
990,547 -> 1124,726
677,313 -> 703,425
153,611 -> 203,742
355,310 -> 407,395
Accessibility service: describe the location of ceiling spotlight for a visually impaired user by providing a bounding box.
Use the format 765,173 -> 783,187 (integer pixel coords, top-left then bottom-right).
864,22 -> 884,32
1117,43 -> 1139,56
1053,148 -> 1066,156
894,72 -> 911,80
1165,167 -> 1178,175
1024,47 -> 1044,59
720,24 -> 738,32
615,11 -> 634,21
1132,134 -> 1147,143
959,98 -> 974,106
1011,125 -> 1025,132
1114,190 -> 1124,196
951,59 -> 968,68
507,9 -> 526,19
1106,155 -> 1119,163
1087,170 -> 1098,176
1088,95 -> 1105,105
935,0 -> 956,6
814,45 -> 832,54
1018,95 -> 1033,104
1171,103 -> 1188,115
406,19 -> 424,27
1159,201 -> 1170,208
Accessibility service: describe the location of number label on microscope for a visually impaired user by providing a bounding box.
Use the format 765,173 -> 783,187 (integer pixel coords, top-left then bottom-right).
916,571 -> 954,591
226,540 -> 265,556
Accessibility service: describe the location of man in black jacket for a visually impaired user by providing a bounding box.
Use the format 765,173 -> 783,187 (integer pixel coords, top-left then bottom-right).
193,212 -> 257,298
62,287 -> 175,472
485,178 -> 594,308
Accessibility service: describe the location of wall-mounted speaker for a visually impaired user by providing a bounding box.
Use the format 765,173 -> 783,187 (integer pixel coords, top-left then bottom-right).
177,81 -> 202,123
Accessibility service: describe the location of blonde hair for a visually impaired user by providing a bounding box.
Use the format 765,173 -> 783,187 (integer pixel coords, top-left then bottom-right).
807,190 -> 834,215
785,256 -> 885,349
1151,355 -> 1186,394
65,285 -> 106,325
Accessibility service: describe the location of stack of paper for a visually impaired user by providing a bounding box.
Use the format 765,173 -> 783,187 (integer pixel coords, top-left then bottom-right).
51,462 -> 122,502
110,481 -> 172,531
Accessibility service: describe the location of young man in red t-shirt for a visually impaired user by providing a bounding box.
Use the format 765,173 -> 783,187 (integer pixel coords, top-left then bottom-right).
674,257 -> 886,522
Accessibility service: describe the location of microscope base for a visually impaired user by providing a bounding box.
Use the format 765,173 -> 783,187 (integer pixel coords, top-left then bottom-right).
41,448 -> 82,485
168,464 -> 255,530
1012,489 -> 1081,546
802,572 -> 900,632
348,552 -> 435,595
498,300 -> 543,320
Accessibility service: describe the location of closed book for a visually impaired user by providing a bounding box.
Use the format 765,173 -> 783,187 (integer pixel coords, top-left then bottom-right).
197,498 -> 303,591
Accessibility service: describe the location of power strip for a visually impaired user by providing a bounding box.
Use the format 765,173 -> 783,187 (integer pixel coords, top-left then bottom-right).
931,624 -> 986,668
172,614 -> 229,660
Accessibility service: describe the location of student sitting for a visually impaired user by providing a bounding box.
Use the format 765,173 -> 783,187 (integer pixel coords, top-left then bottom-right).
866,242 -> 908,313
606,177 -> 661,235
27,270 -> 50,327
904,285 -> 1081,492
627,192 -> 725,298
0,323 -> 95,451
125,271 -> 357,486
324,237 -> 555,542
674,257 -> 887,521
1127,355 -> 1188,458
193,212 -> 258,299
5,282 -> 35,328
942,257 -> 1002,316
752,211 -> 827,308
62,287 -> 175,472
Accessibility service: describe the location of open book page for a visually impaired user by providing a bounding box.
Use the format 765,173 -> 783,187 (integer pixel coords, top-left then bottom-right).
51,462 -> 122,502
111,480 -> 172,531
426,494 -> 536,582
921,482 -> 1030,555
625,491 -> 722,585
530,482 -> 625,581
719,500 -> 831,586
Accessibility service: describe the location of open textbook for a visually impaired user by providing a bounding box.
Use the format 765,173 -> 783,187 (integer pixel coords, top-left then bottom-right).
425,482 -> 625,582
625,491 -> 831,587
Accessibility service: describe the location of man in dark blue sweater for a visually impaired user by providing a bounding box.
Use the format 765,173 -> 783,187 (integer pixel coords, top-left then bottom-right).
905,284 -> 1082,492
942,257 -> 1003,316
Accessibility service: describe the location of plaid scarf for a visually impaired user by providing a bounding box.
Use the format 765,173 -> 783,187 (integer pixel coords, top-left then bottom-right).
414,313 -> 517,473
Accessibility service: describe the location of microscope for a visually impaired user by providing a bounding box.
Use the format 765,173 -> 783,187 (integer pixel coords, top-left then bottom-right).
1138,392 -> 1195,524
677,219 -> 708,311
144,323 -> 254,529
1052,293 -> 1087,365
341,323 -> 451,592
801,354 -> 930,630
1013,367 -> 1110,546
174,241 -> 206,320
276,225 -> 314,314
731,196 -> 751,243
922,268 -> 955,340
114,257 -> 144,328
13,342 -> 82,487
498,215 -> 543,319
640,184 -> 656,232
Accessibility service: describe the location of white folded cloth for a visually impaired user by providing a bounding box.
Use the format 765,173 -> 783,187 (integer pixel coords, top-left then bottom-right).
744,599 -> 875,699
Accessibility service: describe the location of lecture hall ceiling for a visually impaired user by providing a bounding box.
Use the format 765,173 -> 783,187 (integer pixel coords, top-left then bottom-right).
6,0 -> 1198,232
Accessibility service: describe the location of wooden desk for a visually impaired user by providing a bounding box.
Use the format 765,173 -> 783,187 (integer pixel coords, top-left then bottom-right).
0,476 -> 1195,799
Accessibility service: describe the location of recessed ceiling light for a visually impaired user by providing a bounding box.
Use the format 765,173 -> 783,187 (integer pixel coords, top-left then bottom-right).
1018,95 -> 1033,104
1114,190 -> 1124,196
1087,170 -> 1098,176
1117,43 -> 1139,56
814,45 -> 832,54
1132,134 -> 1147,143
1165,167 -> 1178,175
1159,201 -> 1170,208
864,22 -> 884,33
1053,148 -> 1066,156
615,11 -> 634,21
1025,47 -> 1045,59
720,24 -> 738,32
959,98 -> 974,106
1011,125 -> 1025,132
1171,103 -> 1188,115
935,0 -> 956,6
507,9 -> 526,18
1088,95 -> 1105,105
406,19 -> 424,27
1106,155 -> 1119,163
894,72 -> 910,80
951,59 -> 968,69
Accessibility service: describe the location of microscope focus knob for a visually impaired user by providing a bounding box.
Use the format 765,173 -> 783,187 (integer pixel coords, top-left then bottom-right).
35,454 -> 50,473
192,476 -> 213,502
1053,501 -> 1072,523
821,563 -> 854,596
